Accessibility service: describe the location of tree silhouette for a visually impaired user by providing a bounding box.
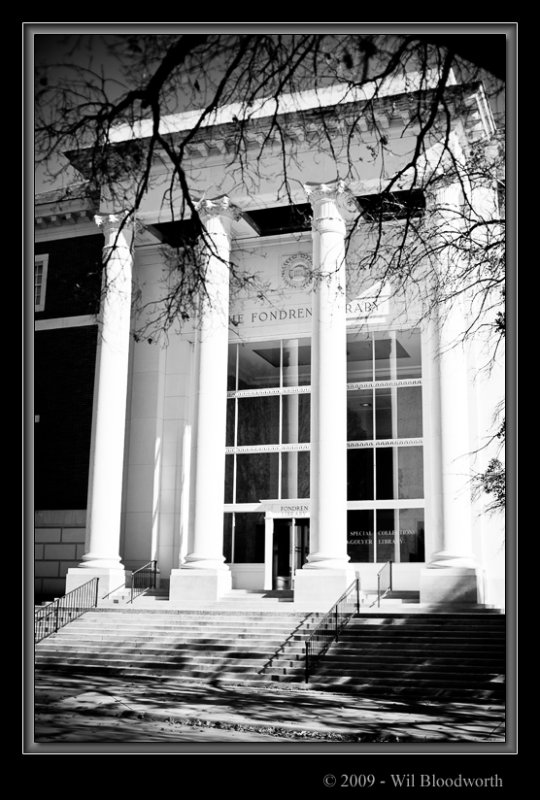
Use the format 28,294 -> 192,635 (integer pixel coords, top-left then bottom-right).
33,30 -> 508,507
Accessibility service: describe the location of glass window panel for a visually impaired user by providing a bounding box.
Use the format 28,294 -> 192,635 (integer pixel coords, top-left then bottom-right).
347,332 -> 372,383
282,451 -> 310,499
347,510 -> 374,562
398,447 -> 424,499
233,512 -> 265,563
347,449 -> 374,500
375,388 -> 393,439
376,447 -> 395,499
236,453 -> 279,503
398,508 -> 425,562
376,508 -> 398,563
237,340 -> 281,389
395,329 -> 422,379
282,393 -> 310,444
237,395 -> 280,446
347,390 -> 373,440
397,386 -> 423,438
223,513 -> 233,563
227,343 -> 237,391
283,337 -> 311,386
224,455 -> 234,503
226,399 -> 235,447
374,331 -> 393,381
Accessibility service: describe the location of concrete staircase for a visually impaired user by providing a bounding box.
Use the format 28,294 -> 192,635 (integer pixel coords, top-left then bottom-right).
266,612 -> 506,701
34,607 -> 317,685
35,601 -> 506,702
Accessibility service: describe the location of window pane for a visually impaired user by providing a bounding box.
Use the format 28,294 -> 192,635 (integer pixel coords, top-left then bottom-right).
398,447 -> 424,498
398,508 -> 425,562
282,451 -> 310,499
374,331 -> 393,381
347,449 -> 374,500
376,508 -> 398,563
283,337 -> 311,386
376,447 -> 395,499
347,510 -> 374,562
375,388 -> 393,439
237,340 -> 280,389
347,332 -> 372,382
227,343 -> 237,391
395,329 -> 422,379
226,399 -> 235,446
224,455 -> 234,502
223,513 -> 233,563
233,512 -> 265,563
236,453 -> 279,502
347,390 -> 373,440
237,395 -> 279,445
282,393 -> 310,444
397,386 -> 423,438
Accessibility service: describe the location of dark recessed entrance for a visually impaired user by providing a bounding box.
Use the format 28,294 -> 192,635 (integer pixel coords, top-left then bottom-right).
272,518 -> 309,591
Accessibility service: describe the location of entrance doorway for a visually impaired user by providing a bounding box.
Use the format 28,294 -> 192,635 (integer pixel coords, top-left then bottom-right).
272,518 -> 309,590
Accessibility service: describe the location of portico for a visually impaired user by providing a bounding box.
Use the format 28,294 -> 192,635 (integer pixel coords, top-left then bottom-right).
59,175 -> 490,609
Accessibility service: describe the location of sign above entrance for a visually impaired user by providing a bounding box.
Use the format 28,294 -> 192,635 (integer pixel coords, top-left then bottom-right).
260,499 -> 310,517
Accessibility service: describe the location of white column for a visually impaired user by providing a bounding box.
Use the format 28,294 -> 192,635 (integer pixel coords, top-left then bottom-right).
169,196 -> 239,603
294,179 -> 355,608
264,515 -> 273,591
65,212 -> 134,597
420,182 -> 482,604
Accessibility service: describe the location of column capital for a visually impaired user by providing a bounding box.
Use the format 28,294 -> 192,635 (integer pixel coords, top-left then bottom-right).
94,211 -> 136,250
304,178 -> 347,204
303,179 -> 357,232
195,195 -> 242,223
94,210 -> 132,230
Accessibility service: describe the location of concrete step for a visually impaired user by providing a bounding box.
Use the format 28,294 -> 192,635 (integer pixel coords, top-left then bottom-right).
36,631 -> 305,649
35,654 -> 277,670
52,623 -> 308,636
270,653 -> 504,670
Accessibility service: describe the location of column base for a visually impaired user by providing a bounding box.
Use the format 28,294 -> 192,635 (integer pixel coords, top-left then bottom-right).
419,566 -> 484,605
293,568 -> 357,610
169,568 -> 232,605
65,567 -> 128,600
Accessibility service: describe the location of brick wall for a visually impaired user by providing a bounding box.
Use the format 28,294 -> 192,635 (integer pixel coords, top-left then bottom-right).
34,511 -> 86,601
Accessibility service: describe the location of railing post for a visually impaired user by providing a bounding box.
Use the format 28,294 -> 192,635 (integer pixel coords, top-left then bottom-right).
335,604 -> 339,641
355,577 -> 360,614
377,574 -> 381,608
305,643 -> 309,683
130,571 -> 134,605
152,560 -> 157,589
54,599 -> 59,634
94,578 -> 99,608
389,560 -> 393,592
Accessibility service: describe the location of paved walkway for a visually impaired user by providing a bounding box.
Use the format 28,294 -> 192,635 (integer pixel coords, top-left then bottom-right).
33,670 -> 505,745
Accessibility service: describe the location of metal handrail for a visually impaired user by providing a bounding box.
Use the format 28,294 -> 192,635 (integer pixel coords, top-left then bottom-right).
305,577 -> 360,682
34,578 -> 99,644
376,560 -> 393,607
130,560 -> 157,603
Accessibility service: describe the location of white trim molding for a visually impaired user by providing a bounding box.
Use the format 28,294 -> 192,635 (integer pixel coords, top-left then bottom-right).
35,314 -> 98,331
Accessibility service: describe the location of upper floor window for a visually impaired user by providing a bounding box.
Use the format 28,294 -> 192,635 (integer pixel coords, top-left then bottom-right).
34,254 -> 49,312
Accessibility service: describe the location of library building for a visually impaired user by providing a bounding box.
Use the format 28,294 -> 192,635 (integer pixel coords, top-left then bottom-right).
34,75 -> 505,612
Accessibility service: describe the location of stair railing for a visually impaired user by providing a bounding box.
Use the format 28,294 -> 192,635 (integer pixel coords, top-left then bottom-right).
304,577 -> 360,683
34,577 -> 99,644
100,560 -> 158,603
130,560 -> 157,603
376,560 -> 393,607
